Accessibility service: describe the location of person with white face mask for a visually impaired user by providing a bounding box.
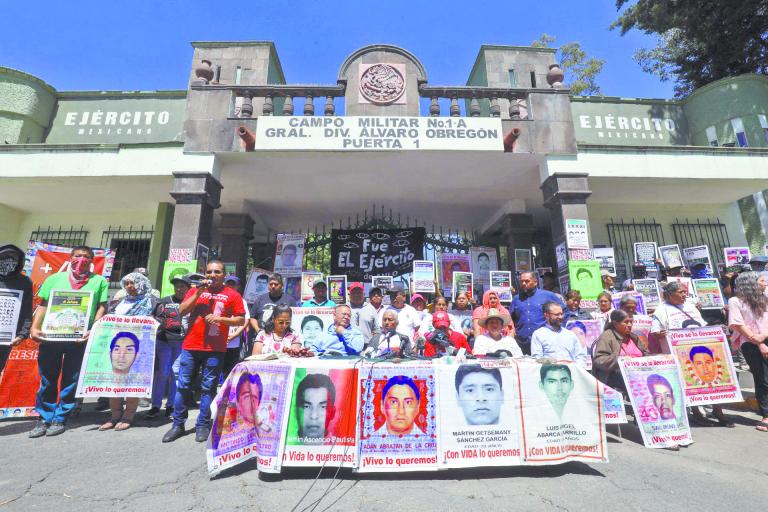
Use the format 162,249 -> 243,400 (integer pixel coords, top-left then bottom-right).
0,243 -> 33,375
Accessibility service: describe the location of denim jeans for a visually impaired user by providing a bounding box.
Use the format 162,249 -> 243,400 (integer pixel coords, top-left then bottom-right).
35,342 -> 86,424
171,349 -> 224,429
151,341 -> 182,409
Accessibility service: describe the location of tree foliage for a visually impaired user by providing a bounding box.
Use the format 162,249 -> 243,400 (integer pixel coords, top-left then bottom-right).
531,34 -> 605,96
613,0 -> 768,97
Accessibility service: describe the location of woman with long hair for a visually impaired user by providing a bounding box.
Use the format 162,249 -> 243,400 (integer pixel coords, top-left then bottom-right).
251,304 -> 302,355
728,272 -> 768,432
592,309 -> 649,389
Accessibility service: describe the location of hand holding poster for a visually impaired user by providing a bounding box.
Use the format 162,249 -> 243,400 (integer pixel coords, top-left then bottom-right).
300,272 -> 323,302
452,271 -> 473,301
634,242 -> 659,278
435,360 -> 522,468
327,276 -> 347,305
593,248 -> 616,276
490,271 -> 513,302
41,290 -> 93,341
723,246 -> 751,267
0,288 -> 23,344
290,307 -> 335,349
412,260 -> 436,293
692,278 -> 725,309
207,361 -> 294,475
567,260 -> 602,300
668,327 -> 742,406
682,246 -> 713,275
440,253 -> 471,295
619,355 -> 693,449
76,315 -> 158,398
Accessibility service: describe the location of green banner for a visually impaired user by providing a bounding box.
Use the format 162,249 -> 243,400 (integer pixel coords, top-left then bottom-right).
568,260 -> 602,300
161,260 -> 197,297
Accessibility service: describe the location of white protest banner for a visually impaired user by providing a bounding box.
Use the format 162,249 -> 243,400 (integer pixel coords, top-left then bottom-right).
291,307 -> 335,349
668,327 -> 742,406
490,271 -> 513,302
633,279 -> 661,310
682,246 -> 713,275
600,383 -> 627,425
565,219 -> 589,250
0,288 -> 23,344
254,116 -> 504,151
274,234 -> 305,277
76,315 -> 158,398
516,361 -> 607,464
412,260 -> 436,293
593,248 -> 616,276
619,355 -> 693,449
659,244 -> 684,269
435,360 -> 522,468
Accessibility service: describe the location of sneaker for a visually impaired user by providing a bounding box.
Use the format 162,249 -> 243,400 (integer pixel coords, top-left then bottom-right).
46,422 -> 66,436
162,425 -> 185,443
28,420 -> 49,438
195,426 -> 210,443
145,406 -> 161,420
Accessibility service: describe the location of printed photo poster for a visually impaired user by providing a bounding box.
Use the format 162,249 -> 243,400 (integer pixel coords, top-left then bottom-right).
565,219 -> 589,250
274,234 -> 305,277
357,362 -> 438,472
593,248 -> 616,276
668,327 -> 742,406
692,278 -> 725,309
412,260 -> 436,293
467,247 -> 496,290
196,243 -> 210,274
632,315 -> 654,349
300,272 -> 323,302
41,290 -> 93,341
558,275 -> 570,296
284,276 -> 302,304
600,383 -> 627,425
283,360 -> 359,467
160,260 -> 197,298
207,361 -> 295,476
327,275 -> 347,305
611,291 -> 646,315
290,307 -> 335,350
659,244 -> 684,269
490,271 -> 513,302
0,288 -> 23,344
435,360 -> 522,468
243,268 -> 271,304
723,246 -> 750,267
555,243 -> 568,273
567,260 -> 602,300
682,246 -> 714,275
633,279 -> 661,310
76,315 -> 158,398
452,271 -> 473,302
514,249 -> 532,273
565,319 -> 603,369
440,253 -> 471,295
516,361 -> 607,464
372,275 -> 393,292
223,262 -> 237,277
634,242 -> 659,278
619,356 -> 693,449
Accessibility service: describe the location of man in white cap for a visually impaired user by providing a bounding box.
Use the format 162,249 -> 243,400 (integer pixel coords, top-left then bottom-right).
302,278 -> 336,307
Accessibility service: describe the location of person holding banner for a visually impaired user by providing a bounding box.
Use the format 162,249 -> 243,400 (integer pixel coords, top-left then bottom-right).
472,309 -> 523,357
0,243 -> 33,373
251,304 -> 302,355
728,272 -> 768,432
29,246 -> 109,438
592,310 -> 649,390
650,281 -> 705,354
99,272 -> 158,431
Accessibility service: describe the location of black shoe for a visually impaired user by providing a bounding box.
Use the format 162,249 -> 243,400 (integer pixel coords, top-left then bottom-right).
94,397 -> 110,411
195,426 -> 210,443
162,425 -> 185,443
29,420 -> 49,438
164,406 -> 173,417
46,422 -> 66,436
145,407 -> 161,420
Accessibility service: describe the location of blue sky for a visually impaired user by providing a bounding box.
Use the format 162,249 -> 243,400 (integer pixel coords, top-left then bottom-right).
2,0 -> 674,99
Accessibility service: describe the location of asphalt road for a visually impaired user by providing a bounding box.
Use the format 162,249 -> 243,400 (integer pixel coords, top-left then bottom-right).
0,404 -> 765,512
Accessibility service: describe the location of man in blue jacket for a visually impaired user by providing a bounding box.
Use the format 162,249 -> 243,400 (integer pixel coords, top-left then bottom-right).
511,271 -> 567,355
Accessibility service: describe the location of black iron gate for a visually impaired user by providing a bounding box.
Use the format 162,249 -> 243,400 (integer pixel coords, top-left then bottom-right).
101,225 -> 154,287
672,218 -> 730,268
607,218 -> 665,279
29,225 -> 89,247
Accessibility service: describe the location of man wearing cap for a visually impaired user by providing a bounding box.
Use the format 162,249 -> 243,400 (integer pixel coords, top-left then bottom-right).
347,281 -> 367,332
601,270 -> 617,293
146,273 -> 191,419
302,278 -> 336,307
377,286 -> 421,339
511,272 -> 567,355
356,286 -> 383,343
423,311 -> 472,357
530,301 -> 588,367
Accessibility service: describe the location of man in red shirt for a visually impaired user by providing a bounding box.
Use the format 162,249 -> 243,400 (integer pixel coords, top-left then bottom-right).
163,260 -> 245,443
424,311 -> 472,357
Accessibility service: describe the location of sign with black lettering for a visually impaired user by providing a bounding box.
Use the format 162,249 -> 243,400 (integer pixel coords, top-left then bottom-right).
331,228 -> 425,280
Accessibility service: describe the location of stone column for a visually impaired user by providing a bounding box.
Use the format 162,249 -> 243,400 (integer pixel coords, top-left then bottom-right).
168,171 -> 222,257
541,172 -> 592,270
499,214 -> 537,272
218,213 -> 254,282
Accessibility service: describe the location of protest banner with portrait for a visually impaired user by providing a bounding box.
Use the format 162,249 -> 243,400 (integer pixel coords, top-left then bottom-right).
668,327 -> 742,406
600,383 -> 627,424
76,315 -> 158,398
284,276 -> 302,304
568,260 -> 602,300
619,355 -> 693,449
452,271 -> 473,302
565,219 -> 589,250
555,243 -> 568,273
634,242 -> 658,268
593,247 -> 616,276
300,272 -> 323,302
440,253 -> 471,295
290,307 -> 335,349
412,260 -> 436,293
0,288 -> 23,344
682,246 -> 714,275
470,247 -> 498,289
327,275 -> 347,305
274,234 -> 305,277
207,361 -> 295,476
283,360 -> 359,467
723,246 -> 751,267
631,315 -> 653,349
331,228 -> 425,281
565,318 -> 603,369
435,360 -> 522,468
243,268 -> 271,304
490,271 -> 513,302
516,361 -> 607,464
358,362 -> 438,471
632,279 -> 661,310
659,244 -> 684,269
160,260 -> 197,298
692,278 -> 725,309
514,249 -> 532,273
40,290 -> 93,341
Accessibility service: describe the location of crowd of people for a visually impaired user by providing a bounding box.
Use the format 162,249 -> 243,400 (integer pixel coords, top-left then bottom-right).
0,241 -> 766,449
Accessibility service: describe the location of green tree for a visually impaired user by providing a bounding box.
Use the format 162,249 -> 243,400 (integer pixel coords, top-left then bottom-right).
531,34 -> 605,96
613,0 -> 768,97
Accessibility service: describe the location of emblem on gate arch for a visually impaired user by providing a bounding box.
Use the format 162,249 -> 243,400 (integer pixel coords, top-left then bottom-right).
359,63 -> 406,105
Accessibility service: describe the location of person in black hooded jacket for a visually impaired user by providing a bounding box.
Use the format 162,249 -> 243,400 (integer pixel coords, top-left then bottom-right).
0,243 -> 33,373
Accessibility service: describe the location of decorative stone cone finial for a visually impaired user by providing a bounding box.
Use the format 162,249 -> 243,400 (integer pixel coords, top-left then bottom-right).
547,64 -> 565,89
